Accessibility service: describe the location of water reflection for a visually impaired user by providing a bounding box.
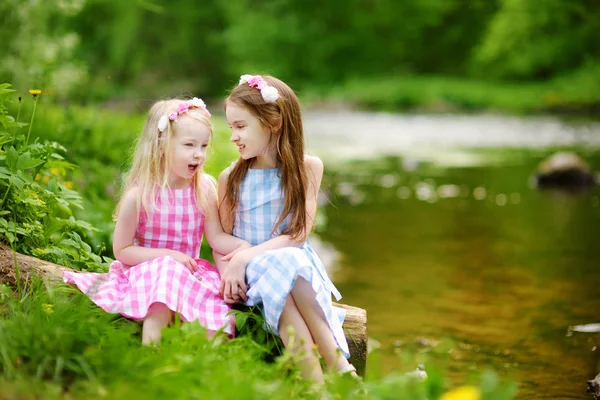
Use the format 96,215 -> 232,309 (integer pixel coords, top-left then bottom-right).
317,151 -> 600,399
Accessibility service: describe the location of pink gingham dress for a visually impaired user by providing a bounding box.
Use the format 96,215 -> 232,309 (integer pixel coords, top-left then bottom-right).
63,184 -> 233,334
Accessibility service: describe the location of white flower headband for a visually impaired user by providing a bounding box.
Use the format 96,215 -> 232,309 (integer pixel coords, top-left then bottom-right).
238,74 -> 279,102
157,97 -> 211,133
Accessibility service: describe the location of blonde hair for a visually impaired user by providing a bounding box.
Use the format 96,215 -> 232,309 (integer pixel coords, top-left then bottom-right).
114,98 -> 213,220
223,75 -> 309,241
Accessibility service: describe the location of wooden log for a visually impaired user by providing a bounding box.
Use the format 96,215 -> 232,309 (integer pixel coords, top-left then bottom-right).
0,244 -> 71,287
335,302 -> 368,376
0,244 -> 369,375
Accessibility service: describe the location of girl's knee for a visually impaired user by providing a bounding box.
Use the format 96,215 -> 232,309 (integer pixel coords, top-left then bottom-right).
147,302 -> 171,320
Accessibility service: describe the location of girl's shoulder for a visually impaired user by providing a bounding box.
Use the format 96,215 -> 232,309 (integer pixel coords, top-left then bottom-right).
116,186 -> 141,219
122,186 -> 141,204
217,163 -> 235,184
304,154 -> 324,177
202,173 -> 217,189
201,173 -> 218,199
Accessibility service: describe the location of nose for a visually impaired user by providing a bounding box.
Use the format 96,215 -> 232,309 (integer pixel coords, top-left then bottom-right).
230,131 -> 239,143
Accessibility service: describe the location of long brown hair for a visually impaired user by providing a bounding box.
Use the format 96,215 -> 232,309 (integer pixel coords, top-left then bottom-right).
223,75 -> 308,240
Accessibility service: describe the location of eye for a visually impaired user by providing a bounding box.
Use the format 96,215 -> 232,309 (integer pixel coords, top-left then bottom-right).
185,143 -> 194,147
201,144 -> 208,149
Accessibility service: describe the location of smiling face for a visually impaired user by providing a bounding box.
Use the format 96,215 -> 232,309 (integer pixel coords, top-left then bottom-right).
225,101 -> 277,169
168,114 -> 211,188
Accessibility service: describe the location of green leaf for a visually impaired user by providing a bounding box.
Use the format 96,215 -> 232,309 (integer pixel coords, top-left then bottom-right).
0,115 -> 15,129
21,197 -> 43,207
0,84 -> 14,95
15,170 -> 33,183
0,167 -> 10,179
55,201 -> 73,216
5,231 -> 15,243
0,135 -> 13,147
60,239 -> 80,248
6,147 -> 18,171
236,312 -> 249,330
16,153 -> 45,171
9,174 -> 25,189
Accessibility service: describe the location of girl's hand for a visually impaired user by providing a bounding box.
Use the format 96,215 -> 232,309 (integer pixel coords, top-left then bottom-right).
219,251 -> 250,304
169,251 -> 198,273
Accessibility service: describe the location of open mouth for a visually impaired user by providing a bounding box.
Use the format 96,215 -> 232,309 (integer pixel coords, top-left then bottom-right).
238,145 -> 245,151
188,164 -> 199,173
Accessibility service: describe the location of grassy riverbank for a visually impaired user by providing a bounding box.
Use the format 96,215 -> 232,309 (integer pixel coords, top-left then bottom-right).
0,88 -> 517,399
305,72 -> 600,116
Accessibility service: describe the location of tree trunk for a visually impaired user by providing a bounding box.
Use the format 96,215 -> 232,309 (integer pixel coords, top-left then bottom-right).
0,244 -> 369,375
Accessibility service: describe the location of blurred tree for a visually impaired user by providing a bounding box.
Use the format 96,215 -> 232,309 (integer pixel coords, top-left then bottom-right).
2,0 -> 597,103
410,0 -> 498,75
0,0 -> 87,98
218,0 -> 473,83
472,0 -> 600,79
72,0 -> 230,99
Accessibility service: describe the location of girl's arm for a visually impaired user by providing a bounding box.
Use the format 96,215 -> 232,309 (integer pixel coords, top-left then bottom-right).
113,188 -> 194,268
215,166 -> 250,302
221,155 -> 324,263
203,177 -> 250,255
213,167 -> 238,276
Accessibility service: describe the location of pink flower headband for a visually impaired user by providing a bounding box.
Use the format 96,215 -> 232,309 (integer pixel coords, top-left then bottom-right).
157,97 -> 211,133
238,74 -> 279,102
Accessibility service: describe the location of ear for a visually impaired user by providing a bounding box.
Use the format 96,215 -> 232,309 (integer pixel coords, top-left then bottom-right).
270,117 -> 282,134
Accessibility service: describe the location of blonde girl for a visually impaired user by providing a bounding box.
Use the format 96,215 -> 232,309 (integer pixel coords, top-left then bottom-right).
64,98 -> 249,344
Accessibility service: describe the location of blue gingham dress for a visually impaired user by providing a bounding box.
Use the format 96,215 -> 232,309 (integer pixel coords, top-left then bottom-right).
233,167 -> 350,358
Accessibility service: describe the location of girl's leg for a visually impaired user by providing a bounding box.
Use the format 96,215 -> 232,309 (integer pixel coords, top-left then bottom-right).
291,278 -> 353,374
279,294 -> 324,384
142,303 -> 171,345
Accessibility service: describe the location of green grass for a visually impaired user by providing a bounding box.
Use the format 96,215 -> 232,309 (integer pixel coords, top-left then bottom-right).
304,72 -> 600,115
0,280 -> 517,400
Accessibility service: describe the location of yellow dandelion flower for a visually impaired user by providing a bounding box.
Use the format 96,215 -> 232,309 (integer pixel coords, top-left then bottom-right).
41,303 -> 54,315
29,89 -> 42,97
440,386 -> 481,400
42,176 -> 50,183
50,168 -> 60,176
64,181 -> 73,189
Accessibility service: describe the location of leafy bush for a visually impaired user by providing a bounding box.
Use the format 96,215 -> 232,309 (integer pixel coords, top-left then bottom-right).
0,84 -> 104,271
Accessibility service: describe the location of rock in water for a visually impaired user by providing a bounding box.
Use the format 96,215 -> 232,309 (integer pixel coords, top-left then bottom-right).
534,152 -> 596,188
588,374 -> 600,400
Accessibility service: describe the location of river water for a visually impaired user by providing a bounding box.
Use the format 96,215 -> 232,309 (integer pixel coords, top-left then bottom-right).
304,111 -> 600,399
